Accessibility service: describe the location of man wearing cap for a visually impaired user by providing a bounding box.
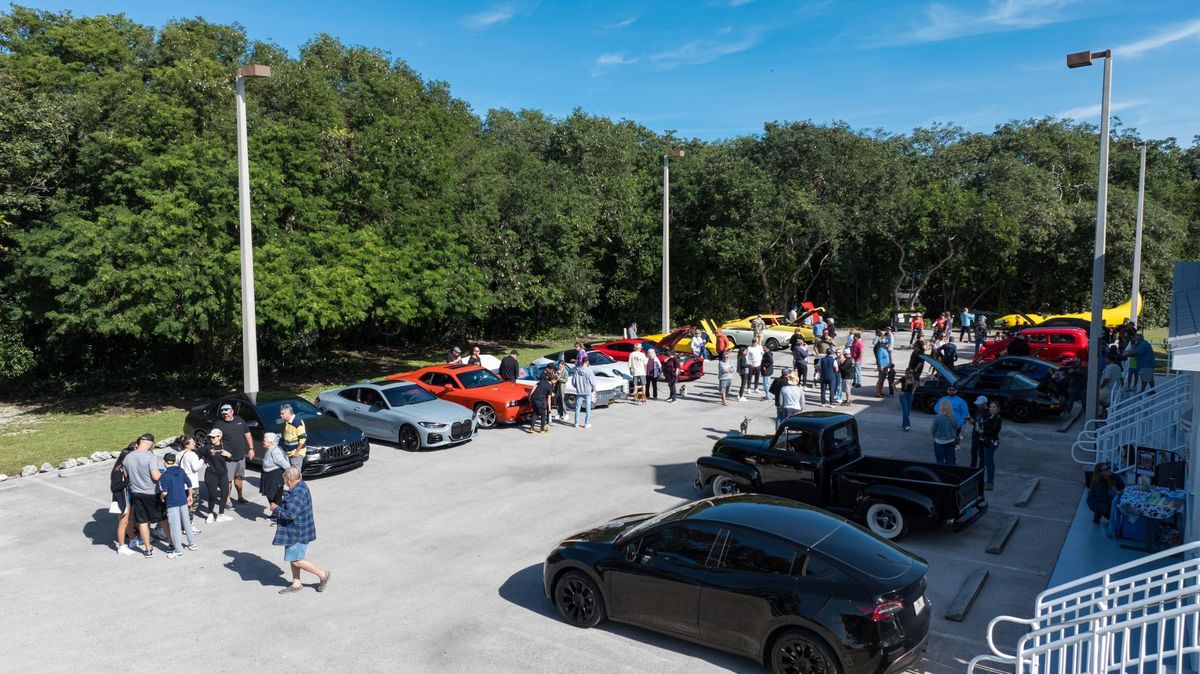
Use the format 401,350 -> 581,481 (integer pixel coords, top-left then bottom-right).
499,349 -> 520,382
124,433 -> 167,557
446,346 -> 462,363
212,403 -> 254,507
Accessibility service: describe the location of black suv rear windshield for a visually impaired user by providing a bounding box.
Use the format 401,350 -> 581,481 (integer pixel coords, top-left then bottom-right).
814,524 -> 913,581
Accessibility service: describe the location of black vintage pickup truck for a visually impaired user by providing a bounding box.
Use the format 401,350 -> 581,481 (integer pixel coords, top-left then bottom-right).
695,412 -> 987,540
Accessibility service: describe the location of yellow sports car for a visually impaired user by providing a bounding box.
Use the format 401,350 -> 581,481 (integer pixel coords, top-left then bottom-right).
995,295 -> 1142,330
643,318 -> 722,357
722,307 -> 824,350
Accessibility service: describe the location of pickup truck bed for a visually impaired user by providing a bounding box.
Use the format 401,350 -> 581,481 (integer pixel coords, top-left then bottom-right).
833,456 -> 986,530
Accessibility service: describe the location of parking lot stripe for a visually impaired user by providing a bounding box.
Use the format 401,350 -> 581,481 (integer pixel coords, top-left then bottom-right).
931,551 -> 1048,576
25,477 -> 107,506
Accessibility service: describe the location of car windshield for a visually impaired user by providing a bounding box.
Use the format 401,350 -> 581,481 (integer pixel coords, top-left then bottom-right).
587,351 -> 615,365
255,399 -> 321,429
618,500 -> 714,542
458,368 -> 503,388
382,384 -> 437,407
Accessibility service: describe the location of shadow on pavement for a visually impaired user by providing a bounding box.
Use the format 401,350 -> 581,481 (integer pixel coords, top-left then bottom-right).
82,507 -> 114,548
223,549 -> 287,587
498,563 -> 557,619
499,563 -> 758,673
653,463 -> 703,499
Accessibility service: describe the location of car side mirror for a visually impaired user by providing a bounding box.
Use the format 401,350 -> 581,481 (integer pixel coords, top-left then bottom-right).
623,543 -> 638,562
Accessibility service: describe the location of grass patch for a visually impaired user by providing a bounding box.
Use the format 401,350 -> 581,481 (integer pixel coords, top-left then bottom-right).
0,335 -> 606,475
0,407 -> 185,476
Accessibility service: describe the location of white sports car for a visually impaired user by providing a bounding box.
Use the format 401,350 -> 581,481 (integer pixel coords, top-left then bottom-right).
517,364 -> 626,407
531,349 -> 632,383
315,380 -> 475,451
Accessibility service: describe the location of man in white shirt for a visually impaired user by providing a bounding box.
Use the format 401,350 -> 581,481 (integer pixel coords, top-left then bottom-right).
628,343 -> 648,398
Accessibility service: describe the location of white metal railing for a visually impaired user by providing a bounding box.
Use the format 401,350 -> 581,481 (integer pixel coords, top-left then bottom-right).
969,542 -> 1200,674
1071,375 -> 1191,474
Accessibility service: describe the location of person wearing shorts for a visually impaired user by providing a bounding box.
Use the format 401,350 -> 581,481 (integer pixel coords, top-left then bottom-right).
212,403 -> 254,507
123,433 -> 166,558
717,350 -> 735,405
274,467 -> 331,594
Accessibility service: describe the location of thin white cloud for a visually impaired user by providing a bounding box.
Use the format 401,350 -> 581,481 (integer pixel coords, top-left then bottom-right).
650,30 -> 763,69
1056,99 -> 1151,121
1117,18 -> 1200,57
899,0 -> 1082,44
464,6 -> 516,30
611,16 -> 638,28
727,0 -> 756,6
595,52 -> 638,67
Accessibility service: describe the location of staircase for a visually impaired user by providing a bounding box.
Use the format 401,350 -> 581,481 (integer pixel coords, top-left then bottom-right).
968,542 -> 1200,674
1071,376 -> 1191,477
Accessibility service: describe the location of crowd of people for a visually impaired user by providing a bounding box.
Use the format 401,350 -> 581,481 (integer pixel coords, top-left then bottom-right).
108,408 -> 332,594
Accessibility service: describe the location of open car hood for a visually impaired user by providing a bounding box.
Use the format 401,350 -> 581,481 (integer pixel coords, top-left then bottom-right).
919,354 -> 958,386
658,325 -> 694,350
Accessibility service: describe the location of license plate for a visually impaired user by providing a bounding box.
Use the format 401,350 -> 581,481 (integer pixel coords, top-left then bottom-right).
914,595 -> 927,614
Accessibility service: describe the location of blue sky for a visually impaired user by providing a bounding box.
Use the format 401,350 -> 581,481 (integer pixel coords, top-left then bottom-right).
20,0 -> 1200,142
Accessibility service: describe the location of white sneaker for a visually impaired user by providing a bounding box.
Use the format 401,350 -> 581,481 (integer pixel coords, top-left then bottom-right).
217,514 -> 233,522
118,546 -> 137,556
167,550 -> 183,559
205,514 -> 215,524
584,424 -> 591,428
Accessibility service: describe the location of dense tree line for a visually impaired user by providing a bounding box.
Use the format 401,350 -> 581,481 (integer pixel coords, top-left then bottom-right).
1,7 -> 1197,384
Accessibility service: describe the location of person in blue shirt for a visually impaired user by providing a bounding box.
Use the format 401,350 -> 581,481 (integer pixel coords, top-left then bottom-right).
159,452 -> 196,558
275,467 -> 332,594
812,318 -> 827,340
1132,333 -> 1157,392
958,307 -> 975,342
818,348 -> 837,406
937,384 -> 970,430
874,341 -> 892,396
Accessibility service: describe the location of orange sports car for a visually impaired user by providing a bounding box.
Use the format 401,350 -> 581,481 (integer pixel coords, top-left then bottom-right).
386,363 -> 531,429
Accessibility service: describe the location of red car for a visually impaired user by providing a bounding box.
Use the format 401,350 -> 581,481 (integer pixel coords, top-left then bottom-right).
385,363 -> 531,429
590,327 -> 705,381
973,327 -> 1089,365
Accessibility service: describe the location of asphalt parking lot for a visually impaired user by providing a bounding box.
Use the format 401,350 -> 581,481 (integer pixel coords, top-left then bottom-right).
0,348 -> 1083,673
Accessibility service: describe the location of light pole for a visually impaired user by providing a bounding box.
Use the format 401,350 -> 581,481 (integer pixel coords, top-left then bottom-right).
662,149 -> 685,334
235,64 -> 271,394
1130,142 -> 1146,325
1067,49 -> 1112,423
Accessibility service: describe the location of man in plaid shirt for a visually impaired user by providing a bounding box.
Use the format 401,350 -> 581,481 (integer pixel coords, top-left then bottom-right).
274,467 -> 331,594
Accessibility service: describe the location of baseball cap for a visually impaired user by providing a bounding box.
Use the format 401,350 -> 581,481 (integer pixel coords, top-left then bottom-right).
452,346 -> 462,354
947,384 -> 958,391
219,403 -> 234,413
510,349 -> 518,355
208,428 -> 224,438
974,396 -> 988,405
137,433 -> 155,443
163,452 -> 176,465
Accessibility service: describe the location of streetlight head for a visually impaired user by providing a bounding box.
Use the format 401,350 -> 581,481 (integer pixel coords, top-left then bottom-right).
237,64 -> 272,78
667,149 -> 685,158
1066,51 -> 1093,68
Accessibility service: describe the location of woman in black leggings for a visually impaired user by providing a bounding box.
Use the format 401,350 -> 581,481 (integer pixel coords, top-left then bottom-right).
202,430 -> 231,523
736,346 -> 751,399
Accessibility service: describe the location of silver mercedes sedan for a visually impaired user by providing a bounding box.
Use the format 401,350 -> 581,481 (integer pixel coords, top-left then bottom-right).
315,380 -> 476,451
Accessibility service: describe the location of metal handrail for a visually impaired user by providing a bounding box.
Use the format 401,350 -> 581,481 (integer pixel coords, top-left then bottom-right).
969,542 -> 1200,674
